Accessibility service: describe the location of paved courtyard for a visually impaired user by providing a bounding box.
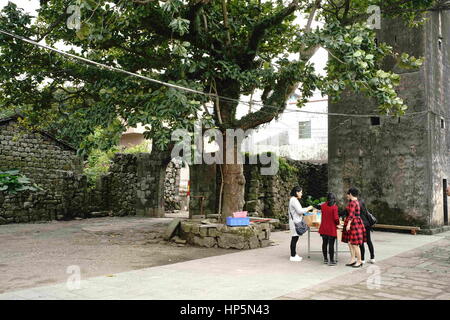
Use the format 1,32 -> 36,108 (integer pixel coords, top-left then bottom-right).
277,232 -> 450,300
0,218 -> 449,300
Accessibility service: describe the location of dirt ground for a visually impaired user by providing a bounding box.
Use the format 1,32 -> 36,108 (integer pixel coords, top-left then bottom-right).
0,215 -> 238,294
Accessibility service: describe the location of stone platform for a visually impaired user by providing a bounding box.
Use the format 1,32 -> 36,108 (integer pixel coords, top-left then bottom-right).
178,220 -> 272,249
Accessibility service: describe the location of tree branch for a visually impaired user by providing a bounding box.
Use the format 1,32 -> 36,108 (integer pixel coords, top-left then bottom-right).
236,64 -> 299,130
36,12 -> 67,42
222,0 -> 231,46
239,0 -> 300,70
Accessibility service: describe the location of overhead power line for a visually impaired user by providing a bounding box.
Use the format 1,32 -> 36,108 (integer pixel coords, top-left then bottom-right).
0,28 -> 430,119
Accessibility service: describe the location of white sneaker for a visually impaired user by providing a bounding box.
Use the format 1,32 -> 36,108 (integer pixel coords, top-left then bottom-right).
361,260 -> 366,264
290,255 -> 303,262
369,259 -> 376,264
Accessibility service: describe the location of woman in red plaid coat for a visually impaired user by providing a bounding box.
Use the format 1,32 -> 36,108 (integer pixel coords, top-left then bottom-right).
341,187 -> 366,268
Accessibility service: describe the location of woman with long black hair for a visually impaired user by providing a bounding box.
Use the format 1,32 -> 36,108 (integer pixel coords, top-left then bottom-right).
359,198 -> 376,264
288,186 -> 315,262
341,187 -> 367,268
318,193 -> 340,266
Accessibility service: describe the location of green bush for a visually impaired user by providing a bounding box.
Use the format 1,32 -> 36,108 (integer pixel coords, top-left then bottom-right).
84,141 -> 151,187
305,196 -> 327,208
0,169 -> 43,194
278,157 -> 299,179
122,141 -> 151,154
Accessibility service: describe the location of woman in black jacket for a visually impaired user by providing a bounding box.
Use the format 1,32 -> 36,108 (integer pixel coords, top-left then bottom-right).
358,198 -> 375,264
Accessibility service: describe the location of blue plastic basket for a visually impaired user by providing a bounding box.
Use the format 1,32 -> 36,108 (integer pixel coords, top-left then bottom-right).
226,217 -> 250,226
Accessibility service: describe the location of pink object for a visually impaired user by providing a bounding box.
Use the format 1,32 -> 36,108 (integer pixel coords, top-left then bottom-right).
232,211 -> 248,218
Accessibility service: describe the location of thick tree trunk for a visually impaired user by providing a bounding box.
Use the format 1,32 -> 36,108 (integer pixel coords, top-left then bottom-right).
219,133 -> 246,221
220,163 -> 246,219
214,79 -> 246,221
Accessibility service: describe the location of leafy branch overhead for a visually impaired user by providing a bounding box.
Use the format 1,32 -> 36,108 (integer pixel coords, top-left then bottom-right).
0,0 -> 438,151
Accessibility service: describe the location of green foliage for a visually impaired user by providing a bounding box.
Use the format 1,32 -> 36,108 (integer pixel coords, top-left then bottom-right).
0,169 -> 43,194
83,147 -> 119,187
122,141 -> 151,154
305,196 -> 327,208
278,157 -> 299,179
84,141 -> 151,186
0,0 -> 439,152
301,21 -> 424,115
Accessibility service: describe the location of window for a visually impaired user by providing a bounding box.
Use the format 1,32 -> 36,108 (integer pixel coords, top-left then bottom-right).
299,121 -> 311,139
441,117 -> 445,129
370,117 -> 381,126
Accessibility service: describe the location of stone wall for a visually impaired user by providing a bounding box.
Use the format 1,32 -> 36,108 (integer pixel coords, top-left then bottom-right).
328,14 -> 450,228
0,118 -> 88,224
105,153 -> 139,216
188,159 -> 328,221
425,10 -> 450,227
93,153 -> 170,217
244,158 -> 328,223
189,163 -> 217,217
164,160 -> 181,212
178,220 -> 272,249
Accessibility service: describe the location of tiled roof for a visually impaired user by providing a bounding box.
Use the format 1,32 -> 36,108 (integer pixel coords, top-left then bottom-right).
0,114 -> 77,152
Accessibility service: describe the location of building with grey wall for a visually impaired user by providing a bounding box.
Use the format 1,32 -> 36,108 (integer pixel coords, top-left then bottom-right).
328,10 -> 449,229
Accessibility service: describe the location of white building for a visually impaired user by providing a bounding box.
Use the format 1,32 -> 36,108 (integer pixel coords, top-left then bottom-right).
240,45 -> 329,162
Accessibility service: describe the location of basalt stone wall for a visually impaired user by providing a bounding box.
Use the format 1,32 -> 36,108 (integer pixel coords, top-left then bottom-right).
189,163 -> 217,217
0,120 -> 83,180
244,159 -> 328,223
0,173 -> 86,224
179,220 -> 272,250
0,119 -> 88,224
95,153 -> 169,217
164,160 -> 181,212
105,153 -> 139,216
188,160 -> 327,220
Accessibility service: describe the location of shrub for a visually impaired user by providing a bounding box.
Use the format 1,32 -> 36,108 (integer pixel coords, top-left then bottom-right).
84,141 -> 151,187
0,169 -> 43,194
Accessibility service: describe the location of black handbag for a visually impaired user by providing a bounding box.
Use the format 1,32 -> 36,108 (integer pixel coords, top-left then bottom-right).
366,209 -> 377,226
289,209 -> 309,236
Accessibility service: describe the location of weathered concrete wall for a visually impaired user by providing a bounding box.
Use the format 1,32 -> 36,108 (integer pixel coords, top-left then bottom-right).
424,10 -> 450,227
328,13 -> 450,228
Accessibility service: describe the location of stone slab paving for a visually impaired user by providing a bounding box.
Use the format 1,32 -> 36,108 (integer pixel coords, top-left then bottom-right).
0,230 -> 448,300
276,232 -> 450,300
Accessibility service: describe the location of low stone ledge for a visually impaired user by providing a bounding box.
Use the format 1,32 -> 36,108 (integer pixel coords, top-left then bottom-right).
178,220 -> 272,250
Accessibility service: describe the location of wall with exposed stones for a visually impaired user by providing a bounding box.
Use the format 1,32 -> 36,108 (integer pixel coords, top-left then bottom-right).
164,160 -> 181,212
0,118 -> 87,224
93,153 -> 169,217
188,158 -> 328,222
178,220 -> 272,249
244,159 -> 328,223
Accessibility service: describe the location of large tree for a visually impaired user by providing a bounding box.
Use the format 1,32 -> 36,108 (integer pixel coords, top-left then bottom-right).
0,0 -> 440,218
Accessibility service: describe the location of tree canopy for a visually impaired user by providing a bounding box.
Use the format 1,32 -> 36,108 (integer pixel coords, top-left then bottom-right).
0,0 -> 438,150
0,0 -> 442,216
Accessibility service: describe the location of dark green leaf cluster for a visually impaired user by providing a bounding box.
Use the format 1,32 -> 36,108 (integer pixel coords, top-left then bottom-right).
0,169 -> 43,194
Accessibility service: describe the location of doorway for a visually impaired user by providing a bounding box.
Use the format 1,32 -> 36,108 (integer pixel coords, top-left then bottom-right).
444,179 -> 448,225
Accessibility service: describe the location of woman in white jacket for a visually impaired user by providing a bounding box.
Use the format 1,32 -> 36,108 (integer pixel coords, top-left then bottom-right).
289,186 -> 315,262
